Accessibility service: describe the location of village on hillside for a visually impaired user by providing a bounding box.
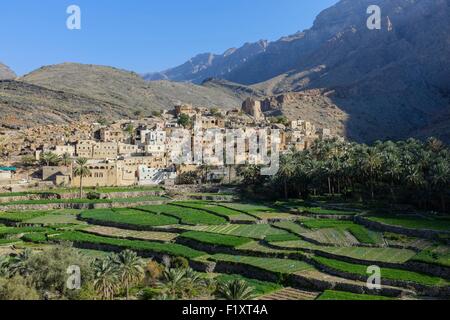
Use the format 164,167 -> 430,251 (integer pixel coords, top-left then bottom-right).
0,98 -> 336,191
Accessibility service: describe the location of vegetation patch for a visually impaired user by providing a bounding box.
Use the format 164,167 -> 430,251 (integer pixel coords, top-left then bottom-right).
264,233 -> 301,242
302,219 -> 383,245
53,231 -> 206,259
366,214 -> 450,232
271,240 -> 415,263
215,274 -> 282,296
317,290 -> 394,300
211,254 -> 314,274
180,224 -> 289,240
80,208 -> 179,227
313,256 -> 449,287
412,246 -> 450,268
180,231 -> 253,248
138,204 -> 227,225
299,206 -> 358,216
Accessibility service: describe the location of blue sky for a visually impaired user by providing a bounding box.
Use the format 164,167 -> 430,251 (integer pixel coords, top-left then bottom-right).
0,0 -> 338,76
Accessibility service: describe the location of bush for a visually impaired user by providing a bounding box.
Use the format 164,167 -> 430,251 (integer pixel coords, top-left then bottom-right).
86,192 -> 101,200
0,276 -> 40,300
144,260 -> 164,285
171,256 -> 189,269
139,287 -> 163,300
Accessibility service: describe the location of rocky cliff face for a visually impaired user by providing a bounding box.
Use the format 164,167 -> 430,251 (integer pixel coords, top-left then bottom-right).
0,63 -> 16,80
143,40 -> 268,83
145,0 -> 450,142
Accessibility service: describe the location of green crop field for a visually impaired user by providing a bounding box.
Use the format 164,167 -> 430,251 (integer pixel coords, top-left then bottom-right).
412,246 -> 450,268
173,201 -> 243,217
84,226 -> 178,242
80,208 -> 179,228
0,211 -> 54,222
210,254 -> 314,274
366,214 -> 450,232
0,226 -> 53,238
273,221 -> 311,235
317,290 -> 394,300
180,224 -> 290,239
302,219 -> 383,245
218,203 -> 279,214
137,204 -> 227,225
298,206 -> 358,216
180,231 -> 253,248
271,239 -> 416,263
313,256 -> 449,287
51,231 -> 206,259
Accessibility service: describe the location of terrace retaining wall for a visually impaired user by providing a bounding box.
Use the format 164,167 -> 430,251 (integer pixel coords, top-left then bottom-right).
0,190 -> 165,203
0,200 -> 169,211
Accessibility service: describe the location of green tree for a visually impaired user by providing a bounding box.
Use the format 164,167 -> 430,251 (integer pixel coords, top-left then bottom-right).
177,114 -> 191,128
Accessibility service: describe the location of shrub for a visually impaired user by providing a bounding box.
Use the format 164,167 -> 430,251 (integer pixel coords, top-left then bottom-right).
171,256 -> 189,269
86,192 -> 101,200
144,260 -> 164,285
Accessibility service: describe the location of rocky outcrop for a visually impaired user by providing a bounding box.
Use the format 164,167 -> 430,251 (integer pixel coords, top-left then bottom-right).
241,98 -> 264,120
0,63 -> 15,80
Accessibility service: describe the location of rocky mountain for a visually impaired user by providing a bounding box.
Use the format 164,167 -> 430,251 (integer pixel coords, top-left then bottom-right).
0,63 -> 16,80
0,80 -> 125,128
143,40 -> 268,83
0,63 -> 256,128
145,0 -> 450,142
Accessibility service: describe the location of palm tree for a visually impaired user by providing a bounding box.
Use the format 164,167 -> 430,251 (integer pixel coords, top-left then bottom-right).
278,154 -> 296,199
114,250 -> 144,299
430,160 -> 450,212
182,268 -> 208,299
362,148 -> 382,200
158,268 -> 188,299
61,153 -> 72,167
93,259 -> 119,300
73,158 -> 91,198
40,152 -> 60,166
8,249 -> 32,277
216,279 -> 255,300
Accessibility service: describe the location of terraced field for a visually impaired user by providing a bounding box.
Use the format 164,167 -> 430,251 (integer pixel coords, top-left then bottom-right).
313,256 -> 449,287
366,214 -> 450,232
270,240 -> 416,263
137,204 -> 227,225
84,226 -> 178,242
210,254 -> 314,274
179,224 -> 290,240
258,288 -> 319,300
1,190 -> 449,300
317,290 -> 394,300
172,201 -> 256,222
79,208 -> 179,228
